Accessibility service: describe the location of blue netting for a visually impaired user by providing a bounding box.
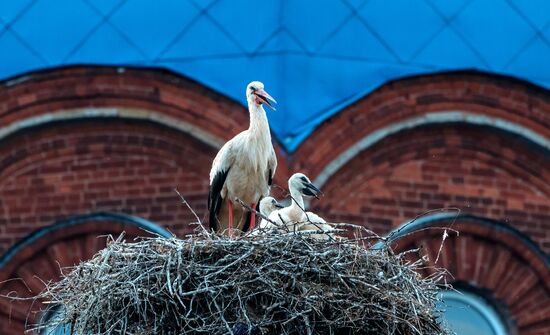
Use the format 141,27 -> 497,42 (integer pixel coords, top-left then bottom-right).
1,0 -> 549,151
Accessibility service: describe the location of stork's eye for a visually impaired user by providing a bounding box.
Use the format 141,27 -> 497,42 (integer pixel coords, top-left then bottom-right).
300,176 -> 308,182
250,87 -> 257,92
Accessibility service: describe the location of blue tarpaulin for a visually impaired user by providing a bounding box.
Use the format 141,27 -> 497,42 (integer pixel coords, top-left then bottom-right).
1,0 -> 549,151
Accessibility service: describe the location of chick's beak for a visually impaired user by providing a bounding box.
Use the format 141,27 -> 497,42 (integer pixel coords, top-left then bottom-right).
302,182 -> 323,199
255,88 -> 277,110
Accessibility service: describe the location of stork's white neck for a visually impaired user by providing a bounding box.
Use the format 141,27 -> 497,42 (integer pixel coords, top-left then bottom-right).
248,102 -> 271,138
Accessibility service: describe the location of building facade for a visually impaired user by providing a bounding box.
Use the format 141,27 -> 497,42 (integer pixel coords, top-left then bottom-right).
0,67 -> 548,334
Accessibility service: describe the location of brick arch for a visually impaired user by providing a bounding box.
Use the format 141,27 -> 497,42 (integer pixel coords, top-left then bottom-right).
292,72 -> 550,182
0,66 -> 250,147
389,214 -> 550,335
313,123 -> 550,253
0,65 -> 290,208
0,212 -> 169,335
0,118 -> 218,254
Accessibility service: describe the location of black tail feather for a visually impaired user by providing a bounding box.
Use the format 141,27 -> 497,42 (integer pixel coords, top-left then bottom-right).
208,169 -> 229,233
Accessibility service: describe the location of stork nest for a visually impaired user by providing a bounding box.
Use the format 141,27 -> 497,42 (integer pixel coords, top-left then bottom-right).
32,228 -> 450,335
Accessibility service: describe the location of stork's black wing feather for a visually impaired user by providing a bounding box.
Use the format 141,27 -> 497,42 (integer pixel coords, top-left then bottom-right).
267,168 -> 273,186
208,168 -> 229,232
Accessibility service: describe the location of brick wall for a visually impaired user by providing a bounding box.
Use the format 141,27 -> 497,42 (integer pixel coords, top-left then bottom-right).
313,124 -> 550,251
0,119 -> 216,254
0,67 -> 249,143
292,72 -> 550,254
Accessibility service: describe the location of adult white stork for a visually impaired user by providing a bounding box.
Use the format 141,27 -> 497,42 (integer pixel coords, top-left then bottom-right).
208,81 -> 277,237
267,173 -> 335,239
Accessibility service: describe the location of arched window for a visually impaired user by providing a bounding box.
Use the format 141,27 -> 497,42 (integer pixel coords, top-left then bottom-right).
40,305 -> 71,335
439,289 -> 508,335
0,212 -> 172,333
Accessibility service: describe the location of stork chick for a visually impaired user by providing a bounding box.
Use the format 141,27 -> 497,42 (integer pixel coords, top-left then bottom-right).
259,196 -> 284,219
208,81 -> 277,237
267,173 -> 320,223
266,173 -> 335,239
246,196 -> 285,236
258,196 -> 284,229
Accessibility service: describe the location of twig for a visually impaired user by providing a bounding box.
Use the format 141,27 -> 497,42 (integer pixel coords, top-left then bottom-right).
175,188 -> 207,234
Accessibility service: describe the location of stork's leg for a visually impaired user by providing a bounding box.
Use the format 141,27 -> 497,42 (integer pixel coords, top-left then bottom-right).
249,203 -> 257,230
227,200 -> 234,238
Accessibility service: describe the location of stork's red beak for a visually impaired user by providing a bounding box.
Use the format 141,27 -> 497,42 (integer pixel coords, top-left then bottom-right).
255,88 -> 277,110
